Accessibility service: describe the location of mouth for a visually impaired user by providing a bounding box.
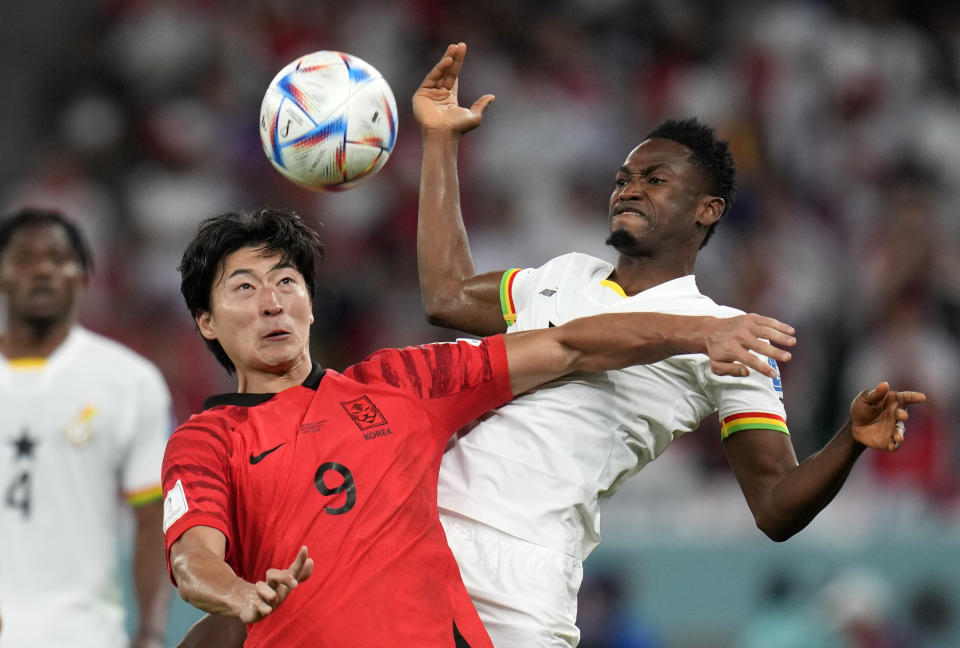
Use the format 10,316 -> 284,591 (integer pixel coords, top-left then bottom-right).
262,329 -> 291,340
612,203 -> 646,218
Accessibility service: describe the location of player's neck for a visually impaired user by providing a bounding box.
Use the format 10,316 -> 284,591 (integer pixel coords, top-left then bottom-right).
235,355 -> 314,394
0,317 -> 73,359
609,254 -> 695,297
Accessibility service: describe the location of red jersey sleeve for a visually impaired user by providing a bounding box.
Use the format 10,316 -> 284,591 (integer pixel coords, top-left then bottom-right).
160,412 -> 235,584
343,335 -> 513,447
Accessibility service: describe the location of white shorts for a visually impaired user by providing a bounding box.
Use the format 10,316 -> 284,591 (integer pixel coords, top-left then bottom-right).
440,511 -> 583,648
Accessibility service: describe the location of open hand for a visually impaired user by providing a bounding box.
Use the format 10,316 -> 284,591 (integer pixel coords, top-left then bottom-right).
234,546 -> 314,624
413,42 -> 495,134
705,313 -> 795,378
850,382 -> 926,451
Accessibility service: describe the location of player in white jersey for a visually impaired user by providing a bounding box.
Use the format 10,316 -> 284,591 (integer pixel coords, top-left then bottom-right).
413,43 -> 925,646
0,209 -> 172,648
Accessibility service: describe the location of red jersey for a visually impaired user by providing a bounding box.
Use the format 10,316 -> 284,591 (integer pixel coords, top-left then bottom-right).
161,337 -> 512,647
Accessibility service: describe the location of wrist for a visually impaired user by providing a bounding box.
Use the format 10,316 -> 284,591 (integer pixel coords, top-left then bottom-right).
692,316 -> 718,355
842,419 -> 868,451
134,626 -> 165,641
421,127 -> 463,145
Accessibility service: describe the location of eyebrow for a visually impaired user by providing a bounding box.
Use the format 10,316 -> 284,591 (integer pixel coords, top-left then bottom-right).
617,163 -> 674,175
225,261 -> 295,281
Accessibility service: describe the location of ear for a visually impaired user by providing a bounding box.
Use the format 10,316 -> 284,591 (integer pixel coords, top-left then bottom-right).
696,196 -> 725,227
195,310 -> 217,341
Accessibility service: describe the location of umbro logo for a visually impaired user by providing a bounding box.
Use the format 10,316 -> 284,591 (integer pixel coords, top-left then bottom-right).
539,289 -> 557,297
249,443 -> 285,465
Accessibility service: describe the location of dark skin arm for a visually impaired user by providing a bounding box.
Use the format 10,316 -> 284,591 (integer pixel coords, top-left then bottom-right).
131,500 -> 172,648
177,614 -> 246,648
502,311 -> 795,394
414,42 -> 502,336
723,382 -> 926,541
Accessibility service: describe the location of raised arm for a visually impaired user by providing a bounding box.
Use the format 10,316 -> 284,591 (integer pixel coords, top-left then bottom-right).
723,382 -> 926,541
169,526 -> 313,624
503,311 -> 796,395
414,42 -> 504,336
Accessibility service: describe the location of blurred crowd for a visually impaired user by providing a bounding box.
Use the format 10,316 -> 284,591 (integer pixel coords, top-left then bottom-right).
2,0 -> 959,520
1,0 -> 959,643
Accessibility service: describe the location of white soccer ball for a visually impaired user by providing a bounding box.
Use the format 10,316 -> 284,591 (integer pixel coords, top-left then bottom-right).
259,51 -> 398,192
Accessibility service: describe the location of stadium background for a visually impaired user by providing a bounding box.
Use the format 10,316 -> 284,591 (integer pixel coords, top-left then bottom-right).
1,0 -> 959,645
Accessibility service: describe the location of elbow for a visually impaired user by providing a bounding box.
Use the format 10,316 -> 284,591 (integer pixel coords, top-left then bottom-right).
422,297 -> 457,328
754,514 -> 800,543
171,556 -> 200,605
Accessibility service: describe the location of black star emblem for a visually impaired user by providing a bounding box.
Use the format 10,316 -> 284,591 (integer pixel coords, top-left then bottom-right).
10,429 -> 37,460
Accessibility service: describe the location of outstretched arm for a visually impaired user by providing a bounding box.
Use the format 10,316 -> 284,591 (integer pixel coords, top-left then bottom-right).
723,382 -> 927,541
503,312 -> 796,395
169,526 -> 313,624
414,42 -> 504,336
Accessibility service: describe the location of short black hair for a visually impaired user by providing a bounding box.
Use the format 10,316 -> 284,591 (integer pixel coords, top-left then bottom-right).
0,208 -> 94,273
179,208 -> 324,373
644,117 -> 737,247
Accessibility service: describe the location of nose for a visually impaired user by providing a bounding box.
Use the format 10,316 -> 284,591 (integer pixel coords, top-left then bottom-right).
27,255 -> 57,278
261,289 -> 283,316
619,175 -> 644,200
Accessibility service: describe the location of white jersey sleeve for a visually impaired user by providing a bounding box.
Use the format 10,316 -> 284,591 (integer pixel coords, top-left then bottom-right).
119,360 -> 173,503
697,355 -> 789,438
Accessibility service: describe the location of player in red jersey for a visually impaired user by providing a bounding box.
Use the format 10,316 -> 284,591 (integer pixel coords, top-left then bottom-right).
163,208 -> 800,647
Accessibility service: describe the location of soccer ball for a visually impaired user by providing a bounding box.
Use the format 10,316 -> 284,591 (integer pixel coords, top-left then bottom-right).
259,51 -> 398,192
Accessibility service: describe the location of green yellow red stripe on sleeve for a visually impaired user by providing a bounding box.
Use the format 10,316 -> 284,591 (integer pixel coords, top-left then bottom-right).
720,412 -> 789,439
126,484 -> 163,507
500,268 -> 522,325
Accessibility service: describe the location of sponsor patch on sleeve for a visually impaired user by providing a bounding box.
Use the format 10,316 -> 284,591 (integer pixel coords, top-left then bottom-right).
162,479 -> 189,534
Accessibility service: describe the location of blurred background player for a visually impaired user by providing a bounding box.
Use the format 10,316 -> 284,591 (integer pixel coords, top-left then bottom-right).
0,208 -> 172,648
413,43 -> 925,646
164,208 -> 798,647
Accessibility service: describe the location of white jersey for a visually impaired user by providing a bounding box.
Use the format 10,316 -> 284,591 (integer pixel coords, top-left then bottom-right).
0,326 -> 172,648
437,253 -> 787,560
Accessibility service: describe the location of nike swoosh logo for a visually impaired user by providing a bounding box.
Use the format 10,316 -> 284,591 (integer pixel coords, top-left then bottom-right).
249,443 -> 286,465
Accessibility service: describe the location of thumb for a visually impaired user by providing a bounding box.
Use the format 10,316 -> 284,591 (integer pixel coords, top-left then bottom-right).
860,381 -> 889,405
470,94 -> 496,117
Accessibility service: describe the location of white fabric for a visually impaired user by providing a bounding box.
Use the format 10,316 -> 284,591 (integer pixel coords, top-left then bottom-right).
437,253 -> 786,642
0,327 -> 172,648
440,512 -> 581,648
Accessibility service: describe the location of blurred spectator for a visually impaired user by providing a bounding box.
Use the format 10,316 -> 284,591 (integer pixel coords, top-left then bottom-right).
736,570 -> 839,648
0,208 -> 172,648
816,567 -> 910,648
578,570 -> 663,648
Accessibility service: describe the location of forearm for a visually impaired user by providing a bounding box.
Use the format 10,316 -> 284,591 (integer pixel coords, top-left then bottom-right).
132,502 -> 170,642
751,421 -> 865,541
418,130 -> 476,318
172,546 -> 250,616
506,312 -> 715,395
561,312 -> 714,372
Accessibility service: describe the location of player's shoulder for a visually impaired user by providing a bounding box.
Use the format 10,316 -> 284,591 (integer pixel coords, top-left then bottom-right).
170,407 -> 236,445
537,251 -> 609,273
73,327 -> 165,380
655,279 -> 747,317
344,339 -> 493,391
